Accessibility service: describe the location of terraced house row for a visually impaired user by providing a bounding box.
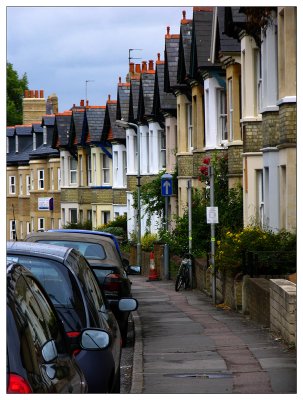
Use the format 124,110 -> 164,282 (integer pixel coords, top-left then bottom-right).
7,6 -> 297,241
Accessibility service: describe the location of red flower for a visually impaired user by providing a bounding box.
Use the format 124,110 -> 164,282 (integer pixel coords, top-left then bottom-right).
202,157 -> 210,165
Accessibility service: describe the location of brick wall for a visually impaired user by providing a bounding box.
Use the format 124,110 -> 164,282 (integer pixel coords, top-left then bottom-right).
242,121 -> 263,153
270,279 -> 296,345
279,103 -> 296,145
244,278 -> 270,326
262,111 -> 279,148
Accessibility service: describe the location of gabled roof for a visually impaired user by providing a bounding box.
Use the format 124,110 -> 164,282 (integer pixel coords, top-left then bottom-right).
53,112 -> 72,148
128,78 -> 140,123
41,115 -> 55,126
220,7 -> 246,43
103,97 -> 125,142
116,78 -> 130,121
177,12 -> 193,83
85,106 -> 106,143
6,127 -> 15,137
15,125 -> 32,136
153,54 -> 176,118
216,7 -> 241,55
164,27 -> 180,92
138,61 -> 156,121
71,108 -> 86,146
32,122 -> 44,134
190,7 -> 217,76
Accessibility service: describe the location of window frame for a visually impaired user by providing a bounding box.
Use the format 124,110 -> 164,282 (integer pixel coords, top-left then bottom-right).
9,176 -> 16,195
38,169 -> 45,190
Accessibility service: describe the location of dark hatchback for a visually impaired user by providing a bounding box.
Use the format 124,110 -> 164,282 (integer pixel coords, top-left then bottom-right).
7,262 -> 109,393
7,241 -> 137,393
25,231 -> 140,345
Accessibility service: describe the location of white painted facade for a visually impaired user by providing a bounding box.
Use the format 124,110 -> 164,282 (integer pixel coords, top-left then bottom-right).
112,143 -> 127,188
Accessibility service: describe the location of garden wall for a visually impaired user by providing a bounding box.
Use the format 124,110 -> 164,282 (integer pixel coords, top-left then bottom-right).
269,279 -> 296,345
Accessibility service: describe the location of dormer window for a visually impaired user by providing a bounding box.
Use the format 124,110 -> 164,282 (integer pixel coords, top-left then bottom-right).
15,136 -> 19,153
43,125 -> 47,144
33,132 -> 36,151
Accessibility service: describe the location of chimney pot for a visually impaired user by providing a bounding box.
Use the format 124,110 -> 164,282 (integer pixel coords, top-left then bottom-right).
142,61 -> 147,72
80,99 -> 84,106
108,94 -> 111,102
35,90 -> 39,98
119,76 -> 122,84
129,62 -> 135,73
157,53 -> 160,61
148,60 -> 154,71
24,90 -> 29,98
182,10 -> 186,20
135,64 -> 141,73
167,26 -> 170,35
30,90 -> 34,98
40,90 -> 44,98
86,100 -> 89,106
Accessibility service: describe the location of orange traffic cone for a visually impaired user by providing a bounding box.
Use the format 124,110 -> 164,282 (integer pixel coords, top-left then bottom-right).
147,251 -> 159,281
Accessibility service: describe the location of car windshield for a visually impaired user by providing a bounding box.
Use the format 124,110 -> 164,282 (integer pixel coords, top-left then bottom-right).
7,255 -> 87,331
34,240 -> 106,261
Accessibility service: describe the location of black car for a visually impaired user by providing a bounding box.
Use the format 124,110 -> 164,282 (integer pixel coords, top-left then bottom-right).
25,231 -> 141,346
7,241 -> 138,393
7,262 -> 111,393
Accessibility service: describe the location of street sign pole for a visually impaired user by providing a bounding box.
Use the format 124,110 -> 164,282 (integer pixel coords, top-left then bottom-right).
209,165 -> 216,305
161,173 -> 173,280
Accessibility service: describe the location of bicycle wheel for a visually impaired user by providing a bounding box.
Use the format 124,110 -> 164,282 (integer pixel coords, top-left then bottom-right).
175,273 -> 185,291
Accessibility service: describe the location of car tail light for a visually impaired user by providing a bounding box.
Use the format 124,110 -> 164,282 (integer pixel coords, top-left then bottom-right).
67,331 -> 81,356
7,373 -> 32,394
103,273 -> 122,295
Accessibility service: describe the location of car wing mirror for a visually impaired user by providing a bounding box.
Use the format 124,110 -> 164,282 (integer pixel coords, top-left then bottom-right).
118,298 -> 138,312
42,340 -> 58,363
127,265 -> 141,275
80,329 -> 110,350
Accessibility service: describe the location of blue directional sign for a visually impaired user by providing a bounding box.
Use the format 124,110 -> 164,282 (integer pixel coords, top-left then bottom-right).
161,173 -> 173,196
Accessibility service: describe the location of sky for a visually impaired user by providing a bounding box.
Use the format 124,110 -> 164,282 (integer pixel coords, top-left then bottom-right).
6,3 -> 194,112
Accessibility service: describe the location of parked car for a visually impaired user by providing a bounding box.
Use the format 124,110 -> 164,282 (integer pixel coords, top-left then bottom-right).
7,241 -> 138,393
7,261 -> 111,393
25,230 -> 141,346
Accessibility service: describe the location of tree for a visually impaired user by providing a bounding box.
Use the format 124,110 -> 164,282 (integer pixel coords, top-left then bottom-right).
7,62 -> 28,126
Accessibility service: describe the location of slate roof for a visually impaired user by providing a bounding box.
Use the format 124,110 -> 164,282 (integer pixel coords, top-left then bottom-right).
15,125 -> 32,136
222,7 -> 247,41
128,78 -> 140,122
216,7 -> 241,54
86,106 -> 106,143
7,127 -> 15,137
138,71 -> 155,120
153,61 -> 176,118
41,115 -> 55,127
177,18 -> 193,83
116,82 -> 130,121
103,100 -> 125,142
7,141 -> 33,165
71,108 -> 86,145
190,7 -> 218,75
29,142 -> 59,159
32,123 -> 43,134
53,112 -> 72,147
164,29 -> 180,92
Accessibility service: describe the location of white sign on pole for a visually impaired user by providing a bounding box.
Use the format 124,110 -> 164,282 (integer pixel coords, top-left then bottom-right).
207,207 -> 219,224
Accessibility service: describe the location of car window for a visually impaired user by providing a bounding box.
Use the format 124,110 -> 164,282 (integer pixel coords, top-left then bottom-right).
34,239 -> 106,260
74,256 -> 107,318
13,275 -> 54,371
7,255 -> 86,329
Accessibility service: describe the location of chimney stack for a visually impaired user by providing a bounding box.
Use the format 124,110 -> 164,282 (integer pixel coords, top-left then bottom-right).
148,60 -> 154,71
129,62 -> 135,73
80,99 -> 84,106
135,64 -> 141,73
142,61 -> 147,72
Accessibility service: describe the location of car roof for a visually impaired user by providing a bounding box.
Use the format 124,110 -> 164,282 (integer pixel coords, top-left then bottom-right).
48,229 -> 122,254
7,241 -> 71,262
24,232 -> 122,266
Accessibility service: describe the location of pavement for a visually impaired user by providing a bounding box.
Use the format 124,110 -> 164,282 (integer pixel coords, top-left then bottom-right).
129,275 -> 297,395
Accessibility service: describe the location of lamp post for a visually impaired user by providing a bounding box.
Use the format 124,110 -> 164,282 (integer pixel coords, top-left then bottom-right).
116,119 -> 142,268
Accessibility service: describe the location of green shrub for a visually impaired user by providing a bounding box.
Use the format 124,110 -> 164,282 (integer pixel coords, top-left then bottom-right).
141,233 -> 159,251
63,220 -> 92,230
100,226 -> 125,238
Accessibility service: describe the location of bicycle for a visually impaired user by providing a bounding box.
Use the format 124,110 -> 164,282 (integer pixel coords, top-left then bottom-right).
175,254 -> 192,292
